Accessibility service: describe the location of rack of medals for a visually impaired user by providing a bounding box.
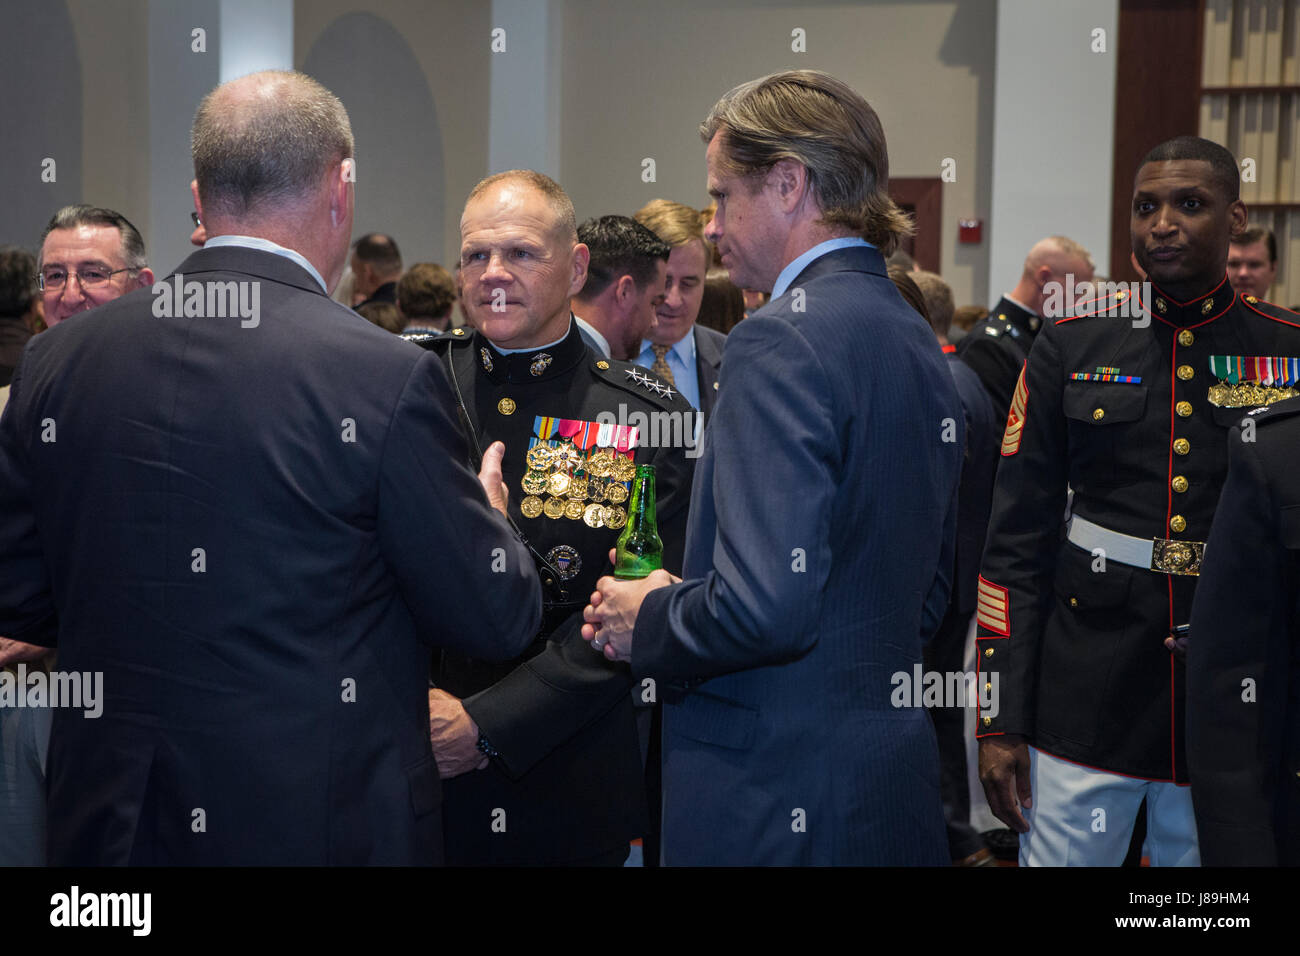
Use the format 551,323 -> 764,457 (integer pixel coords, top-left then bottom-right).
519,440 -> 636,529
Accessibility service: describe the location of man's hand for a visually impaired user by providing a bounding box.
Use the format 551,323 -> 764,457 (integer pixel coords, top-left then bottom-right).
428,688 -> 489,778
978,734 -> 1032,833
477,441 -> 510,518
581,549 -> 679,662
0,638 -> 49,669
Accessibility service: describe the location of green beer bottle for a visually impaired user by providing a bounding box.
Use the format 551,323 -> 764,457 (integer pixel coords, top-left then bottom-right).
614,464 -> 663,579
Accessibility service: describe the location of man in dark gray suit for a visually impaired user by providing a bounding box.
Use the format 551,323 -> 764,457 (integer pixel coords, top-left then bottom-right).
583,70 -> 962,865
0,70 -> 540,865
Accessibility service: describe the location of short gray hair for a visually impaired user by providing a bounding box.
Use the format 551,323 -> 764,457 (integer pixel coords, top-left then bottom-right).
192,70 -> 354,220
38,204 -> 147,271
465,170 -> 577,243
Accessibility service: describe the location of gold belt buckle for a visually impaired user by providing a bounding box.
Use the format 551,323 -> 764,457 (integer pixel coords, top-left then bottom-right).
1150,538 -> 1204,576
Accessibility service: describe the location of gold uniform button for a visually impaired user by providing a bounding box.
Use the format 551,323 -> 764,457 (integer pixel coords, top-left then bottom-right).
1176,401 -> 1193,418
451,327 -> 465,336
1069,597 -> 1079,608
984,647 -> 994,658
1178,329 -> 1194,346
596,360 -> 610,370
984,682 -> 993,693
1177,365 -> 1194,381
1173,438 -> 1190,456
982,717 -> 992,728
1172,475 -> 1188,493
1170,515 -> 1187,533
497,397 -> 516,416
1092,408 -> 1105,421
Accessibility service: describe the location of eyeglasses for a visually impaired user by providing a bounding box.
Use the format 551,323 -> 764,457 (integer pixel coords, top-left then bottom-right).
37,266 -> 135,291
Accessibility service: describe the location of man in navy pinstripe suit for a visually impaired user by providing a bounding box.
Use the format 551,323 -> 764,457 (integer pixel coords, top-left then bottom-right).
583,70 -> 962,865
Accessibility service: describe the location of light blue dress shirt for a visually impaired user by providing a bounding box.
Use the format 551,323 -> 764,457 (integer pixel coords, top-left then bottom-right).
771,237 -> 874,299
635,329 -> 699,410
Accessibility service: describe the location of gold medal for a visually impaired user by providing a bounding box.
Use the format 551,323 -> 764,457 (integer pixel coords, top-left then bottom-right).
526,445 -> 552,469
583,502 -> 606,528
521,471 -> 548,495
589,449 -> 614,477
568,477 -> 588,500
587,478 -> 606,500
613,456 -> 636,481
604,505 -> 627,529
542,496 -> 565,519
520,495 -> 544,519
547,472 -> 571,496
606,482 -> 628,504
564,499 -> 585,520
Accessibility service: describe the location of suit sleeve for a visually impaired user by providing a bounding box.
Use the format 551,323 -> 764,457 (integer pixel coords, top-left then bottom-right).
463,436 -> 695,779
631,316 -> 836,683
974,326 -> 1069,739
1187,424 -> 1291,866
378,351 -> 540,660
0,348 -> 58,647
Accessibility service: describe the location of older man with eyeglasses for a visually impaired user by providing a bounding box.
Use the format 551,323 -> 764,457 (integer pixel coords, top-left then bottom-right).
0,203 -> 151,865
36,204 -> 154,327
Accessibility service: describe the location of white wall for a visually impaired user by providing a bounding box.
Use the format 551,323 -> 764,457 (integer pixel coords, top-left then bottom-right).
558,0 -> 997,307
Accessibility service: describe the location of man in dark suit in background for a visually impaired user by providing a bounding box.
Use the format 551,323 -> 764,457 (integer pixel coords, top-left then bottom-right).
958,236 -> 1094,416
351,232 -> 403,310
633,199 -> 725,425
583,70 -> 962,865
912,267 -> 999,865
571,215 -> 669,361
1188,396 -> 1300,865
0,69 -> 540,865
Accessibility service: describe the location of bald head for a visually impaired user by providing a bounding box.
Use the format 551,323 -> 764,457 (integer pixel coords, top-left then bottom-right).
1022,236 -> 1093,281
1011,235 -> 1095,317
192,70 -> 354,222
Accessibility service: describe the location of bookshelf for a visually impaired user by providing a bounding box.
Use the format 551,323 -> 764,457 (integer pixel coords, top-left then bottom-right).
1200,0 -> 1300,304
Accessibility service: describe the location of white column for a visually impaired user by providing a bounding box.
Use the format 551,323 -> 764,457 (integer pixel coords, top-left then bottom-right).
219,0 -> 293,80
489,0 -> 562,178
989,0 -> 1118,291
148,0 -> 222,273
